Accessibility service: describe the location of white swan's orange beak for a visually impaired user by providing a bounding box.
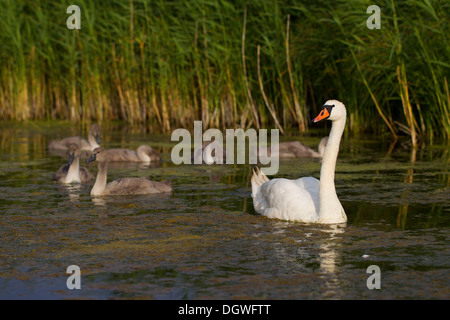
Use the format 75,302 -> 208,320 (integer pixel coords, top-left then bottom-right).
313,108 -> 330,123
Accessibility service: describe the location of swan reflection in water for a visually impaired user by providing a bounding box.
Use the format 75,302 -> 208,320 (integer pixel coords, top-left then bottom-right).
265,221 -> 346,299
318,224 -> 346,298
57,183 -> 83,203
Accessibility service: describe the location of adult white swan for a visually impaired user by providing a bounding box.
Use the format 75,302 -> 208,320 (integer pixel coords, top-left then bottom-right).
251,100 -> 347,224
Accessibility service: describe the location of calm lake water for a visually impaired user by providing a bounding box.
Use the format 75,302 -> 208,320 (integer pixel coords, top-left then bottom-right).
0,122 -> 448,299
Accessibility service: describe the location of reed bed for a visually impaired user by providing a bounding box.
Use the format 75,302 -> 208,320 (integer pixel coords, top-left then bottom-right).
0,0 -> 448,143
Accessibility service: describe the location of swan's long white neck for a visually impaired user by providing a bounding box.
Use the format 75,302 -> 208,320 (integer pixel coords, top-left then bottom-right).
65,156 -> 81,183
88,133 -> 100,150
318,116 -> 347,223
91,161 -> 108,196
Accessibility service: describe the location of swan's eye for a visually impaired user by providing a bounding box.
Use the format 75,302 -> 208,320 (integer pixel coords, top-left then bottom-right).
324,104 -> 335,115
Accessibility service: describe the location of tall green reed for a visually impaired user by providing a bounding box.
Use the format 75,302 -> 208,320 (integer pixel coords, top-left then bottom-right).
0,0 -> 448,143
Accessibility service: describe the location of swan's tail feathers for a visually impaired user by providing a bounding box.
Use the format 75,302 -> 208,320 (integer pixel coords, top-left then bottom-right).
251,167 -> 269,197
251,167 -> 270,214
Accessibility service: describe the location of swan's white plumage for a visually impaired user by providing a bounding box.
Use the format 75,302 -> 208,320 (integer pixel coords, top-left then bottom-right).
251,99 -> 347,224
252,169 -> 319,222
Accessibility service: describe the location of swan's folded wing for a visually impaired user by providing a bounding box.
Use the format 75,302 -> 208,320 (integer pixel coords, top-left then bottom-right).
259,178 -> 319,221
107,149 -> 140,162
104,178 -> 172,195
54,164 -> 69,181
79,167 -> 94,182
293,176 -> 319,193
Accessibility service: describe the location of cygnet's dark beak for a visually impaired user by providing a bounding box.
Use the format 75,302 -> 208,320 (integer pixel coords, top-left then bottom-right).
68,153 -> 75,166
86,153 -> 96,164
